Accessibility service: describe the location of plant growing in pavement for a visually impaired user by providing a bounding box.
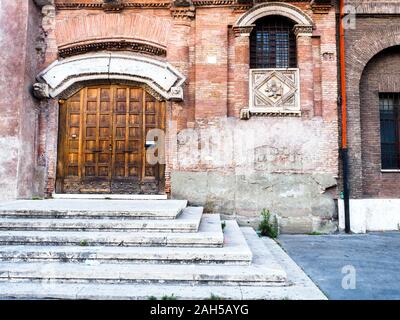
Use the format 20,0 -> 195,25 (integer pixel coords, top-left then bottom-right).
161,294 -> 177,300
221,221 -> 226,231
208,293 -> 223,300
258,209 -> 279,239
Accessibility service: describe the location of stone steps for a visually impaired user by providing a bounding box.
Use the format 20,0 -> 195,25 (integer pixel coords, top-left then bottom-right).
0,221 -> 251,265
0,228 -> 286,286
0,199 -> 187,220
0,207 -> 202,233
0,215 -> 223,247
0,199 -> 290,295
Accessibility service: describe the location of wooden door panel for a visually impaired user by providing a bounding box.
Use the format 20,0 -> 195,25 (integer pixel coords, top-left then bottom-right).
57,85 -> 165,194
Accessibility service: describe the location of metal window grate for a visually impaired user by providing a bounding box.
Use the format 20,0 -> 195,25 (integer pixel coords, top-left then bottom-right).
379,93 -> 400,169
250,16 -> 297,69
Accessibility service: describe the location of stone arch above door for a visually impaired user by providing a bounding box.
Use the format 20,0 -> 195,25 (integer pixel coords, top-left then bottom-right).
33,52 -> 186,101
234,2 -> 314,28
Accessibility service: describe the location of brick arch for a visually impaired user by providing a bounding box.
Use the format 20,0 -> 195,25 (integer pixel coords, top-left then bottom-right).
56,13 -> 171,57
346,26 -> 400,198
359,46 -> 400,198
349,25 -> 400,84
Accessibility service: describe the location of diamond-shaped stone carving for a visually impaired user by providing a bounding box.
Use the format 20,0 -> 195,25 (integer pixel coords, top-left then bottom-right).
249,68 -> 300,115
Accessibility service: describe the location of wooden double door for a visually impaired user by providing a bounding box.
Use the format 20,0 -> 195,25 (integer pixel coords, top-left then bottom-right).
56,85 -> 165,194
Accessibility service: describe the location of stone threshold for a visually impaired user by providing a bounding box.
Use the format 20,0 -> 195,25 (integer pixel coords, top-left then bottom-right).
52,194 -> 168,200
0,221 -> 251,265
0,207 -> 202,233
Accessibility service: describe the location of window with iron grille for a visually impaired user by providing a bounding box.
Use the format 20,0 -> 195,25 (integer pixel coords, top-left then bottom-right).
379,93 -> 400,169
250,16 -> 297,69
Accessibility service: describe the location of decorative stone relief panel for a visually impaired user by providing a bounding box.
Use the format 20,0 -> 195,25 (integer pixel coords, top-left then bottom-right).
248,68 -> 300,116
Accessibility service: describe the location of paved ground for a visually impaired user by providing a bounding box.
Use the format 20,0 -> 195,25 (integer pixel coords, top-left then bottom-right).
278,232 -> 400,300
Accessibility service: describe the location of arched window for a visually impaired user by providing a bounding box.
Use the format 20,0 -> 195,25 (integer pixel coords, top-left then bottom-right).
250,16 -> 297,69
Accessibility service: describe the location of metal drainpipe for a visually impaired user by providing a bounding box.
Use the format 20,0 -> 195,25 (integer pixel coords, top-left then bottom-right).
339,0 -> 351,233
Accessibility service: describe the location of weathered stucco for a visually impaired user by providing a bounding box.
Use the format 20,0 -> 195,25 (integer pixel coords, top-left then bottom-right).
0,0 -> 42,200
171,117 -> 338,233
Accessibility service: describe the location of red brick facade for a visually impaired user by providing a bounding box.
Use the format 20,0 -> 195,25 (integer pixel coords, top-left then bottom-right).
345,1 -> 400,199
0,0 -> 340,233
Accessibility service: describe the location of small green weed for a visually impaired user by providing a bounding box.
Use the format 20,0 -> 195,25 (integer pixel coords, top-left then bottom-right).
208,293 -> 223,300
221,221 -> 226,231
258,209 -> 279,239
161,294 -> 177,300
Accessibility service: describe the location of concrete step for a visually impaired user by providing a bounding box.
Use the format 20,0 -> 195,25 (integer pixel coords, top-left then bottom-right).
0,221 -> 251,265
0,279 -> 325,300
0,214 -> 223,247
0,231 -> 327,300
0,228 -> 287,286
0,207 -> 202,233
0,199 -> 187,220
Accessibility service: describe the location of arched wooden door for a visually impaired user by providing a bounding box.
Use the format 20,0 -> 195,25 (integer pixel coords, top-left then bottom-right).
56,85 -> 166,194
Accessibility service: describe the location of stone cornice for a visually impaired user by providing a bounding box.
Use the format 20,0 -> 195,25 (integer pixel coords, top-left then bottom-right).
58,41 -> 167,58
54,1 -> 317,11
102,0 -> 124,11
34,0 -> 54,7
232,25 -> 254,37
55,1 -> 170,10
293,24 -> 314,37
310,0 -> 332,14
170,5 -> 196,20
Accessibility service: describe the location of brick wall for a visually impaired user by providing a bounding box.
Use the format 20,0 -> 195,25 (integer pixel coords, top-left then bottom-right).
345,13 -> 400,198
1,1 -> 340,232
360,46 -> 400,198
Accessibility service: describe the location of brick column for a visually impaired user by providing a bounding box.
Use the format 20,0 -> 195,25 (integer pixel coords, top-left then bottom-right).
39,2 -> 59,196
294,25 -> 314,118
232,25 -> 253,118
166,5 -> 195,194
194,8 -> 229,119
168,5 -> 194,130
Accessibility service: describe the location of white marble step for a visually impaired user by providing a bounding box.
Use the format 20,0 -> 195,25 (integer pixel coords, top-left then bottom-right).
0,214 -> 223,247
0,207 -> 202,233
0,228 -> 287,285
0,199 -> 187,220
52,193 -> 168,200
0,221 -> 251,265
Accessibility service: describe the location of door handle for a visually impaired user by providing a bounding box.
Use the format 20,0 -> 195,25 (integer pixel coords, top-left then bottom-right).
145,141 -> 156,149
